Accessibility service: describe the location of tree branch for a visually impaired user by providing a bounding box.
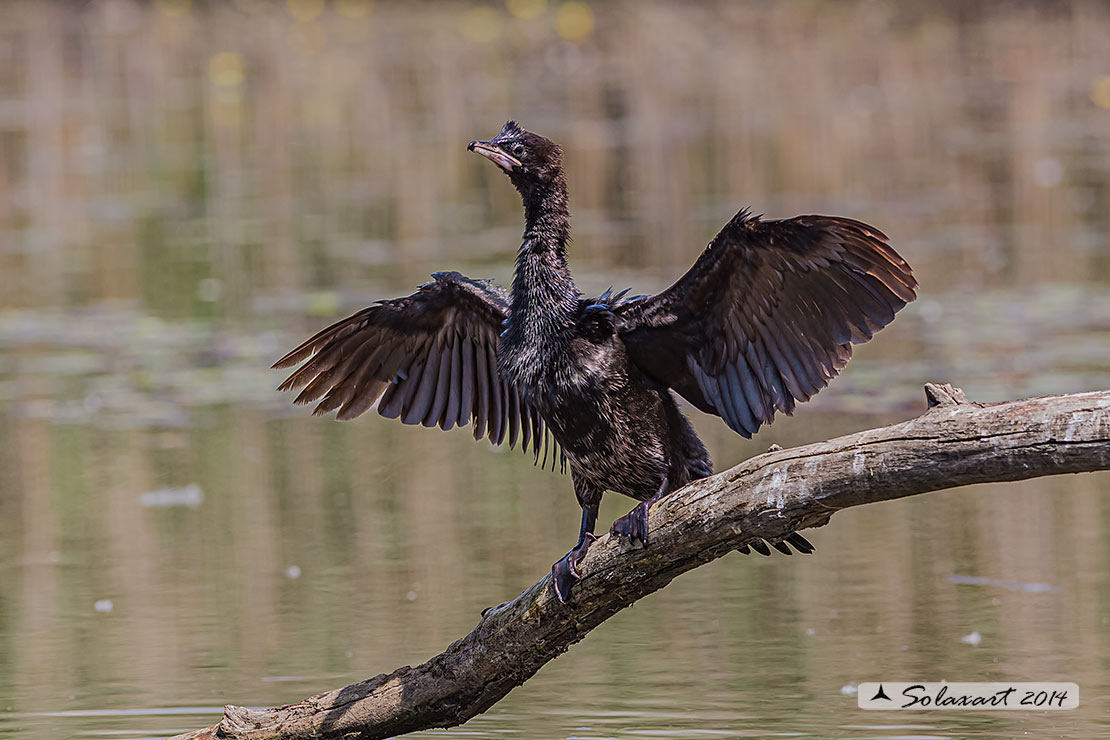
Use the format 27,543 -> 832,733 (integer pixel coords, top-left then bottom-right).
170,385 -> 1110,740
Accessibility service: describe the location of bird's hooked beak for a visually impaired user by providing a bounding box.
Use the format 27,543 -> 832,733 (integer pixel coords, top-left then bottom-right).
467,140 -> 521,172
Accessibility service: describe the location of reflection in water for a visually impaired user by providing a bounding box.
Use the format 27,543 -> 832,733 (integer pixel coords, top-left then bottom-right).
0,2 -> 1109,739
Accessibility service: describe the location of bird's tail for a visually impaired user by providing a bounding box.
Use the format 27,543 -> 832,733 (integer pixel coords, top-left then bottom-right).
737,532 -> 814,556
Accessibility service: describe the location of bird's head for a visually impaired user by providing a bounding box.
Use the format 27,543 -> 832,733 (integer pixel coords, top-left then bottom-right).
468,121 -> 563,191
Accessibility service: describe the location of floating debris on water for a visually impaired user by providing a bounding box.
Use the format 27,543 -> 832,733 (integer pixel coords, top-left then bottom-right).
94,599 -> 113,613
960,631 -> 982,646
139,484 -> 204,508
947,574 -> 1055,593
285,565 -> 302,580
21,551 -> 62,566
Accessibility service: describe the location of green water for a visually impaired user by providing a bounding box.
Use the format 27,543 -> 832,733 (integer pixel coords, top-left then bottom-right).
1,2 -> 1109,738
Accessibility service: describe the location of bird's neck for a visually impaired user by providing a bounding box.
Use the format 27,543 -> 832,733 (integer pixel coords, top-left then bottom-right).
507,177 -> 577,335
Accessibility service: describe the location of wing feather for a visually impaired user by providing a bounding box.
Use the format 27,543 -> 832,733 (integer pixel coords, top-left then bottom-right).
397,355 -> 430,423
459,338 -> 476,432
506,385 -> 520,449
337,378 -> 388,421
487,344 -> 505,445
443,336 -> 463,431
725,362 -> 758,434
473,335 -> 491,440
313,340 -> 389,411
403,348 -> 438,425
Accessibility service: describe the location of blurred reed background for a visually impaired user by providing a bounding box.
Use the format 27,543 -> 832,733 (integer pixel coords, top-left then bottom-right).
0,1 -> 1108,739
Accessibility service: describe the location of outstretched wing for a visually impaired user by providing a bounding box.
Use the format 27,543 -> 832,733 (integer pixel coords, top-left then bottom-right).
615,210 -> 917,437
274,271 -> 554,461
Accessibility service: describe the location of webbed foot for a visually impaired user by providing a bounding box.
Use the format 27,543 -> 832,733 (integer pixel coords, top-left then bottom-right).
551,532 -> 597,603
610,500 -> 651,547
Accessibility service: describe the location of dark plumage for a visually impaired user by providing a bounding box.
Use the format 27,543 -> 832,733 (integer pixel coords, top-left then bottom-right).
274,121 -> 918,602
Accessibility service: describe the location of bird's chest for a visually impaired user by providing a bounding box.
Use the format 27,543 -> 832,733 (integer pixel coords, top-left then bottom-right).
502,334 -> 663,459
500,330 -> 617,410
499,303 -> 621,396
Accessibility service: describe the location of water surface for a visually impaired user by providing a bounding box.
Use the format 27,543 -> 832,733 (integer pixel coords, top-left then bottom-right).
1,2 -> 1109,739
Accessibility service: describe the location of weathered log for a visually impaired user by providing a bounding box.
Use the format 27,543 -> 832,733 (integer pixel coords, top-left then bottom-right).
170,385 -> 1110,740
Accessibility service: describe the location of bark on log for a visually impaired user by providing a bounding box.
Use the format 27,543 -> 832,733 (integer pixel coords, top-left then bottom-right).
170,385 -> 1110,740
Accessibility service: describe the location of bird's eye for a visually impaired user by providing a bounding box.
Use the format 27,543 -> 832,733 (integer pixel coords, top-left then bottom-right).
511,143 -> 525,157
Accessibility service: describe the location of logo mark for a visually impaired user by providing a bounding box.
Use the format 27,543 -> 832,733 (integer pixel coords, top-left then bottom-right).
870,684 -> 892,701
857,682 -> 1078,710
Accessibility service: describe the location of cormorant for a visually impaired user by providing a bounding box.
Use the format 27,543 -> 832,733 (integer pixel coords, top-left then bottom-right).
274,121 -> 917,602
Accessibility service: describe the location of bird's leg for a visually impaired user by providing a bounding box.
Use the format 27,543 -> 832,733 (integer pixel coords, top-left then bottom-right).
610,478 -> 671,548
551,504 -> 599,603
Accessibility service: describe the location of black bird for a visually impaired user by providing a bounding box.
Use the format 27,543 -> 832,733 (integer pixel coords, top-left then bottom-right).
274,121 -> 917,602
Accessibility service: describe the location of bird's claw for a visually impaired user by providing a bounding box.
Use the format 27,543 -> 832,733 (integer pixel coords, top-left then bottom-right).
551,532 -> 597,603
610,502 -> 650,548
